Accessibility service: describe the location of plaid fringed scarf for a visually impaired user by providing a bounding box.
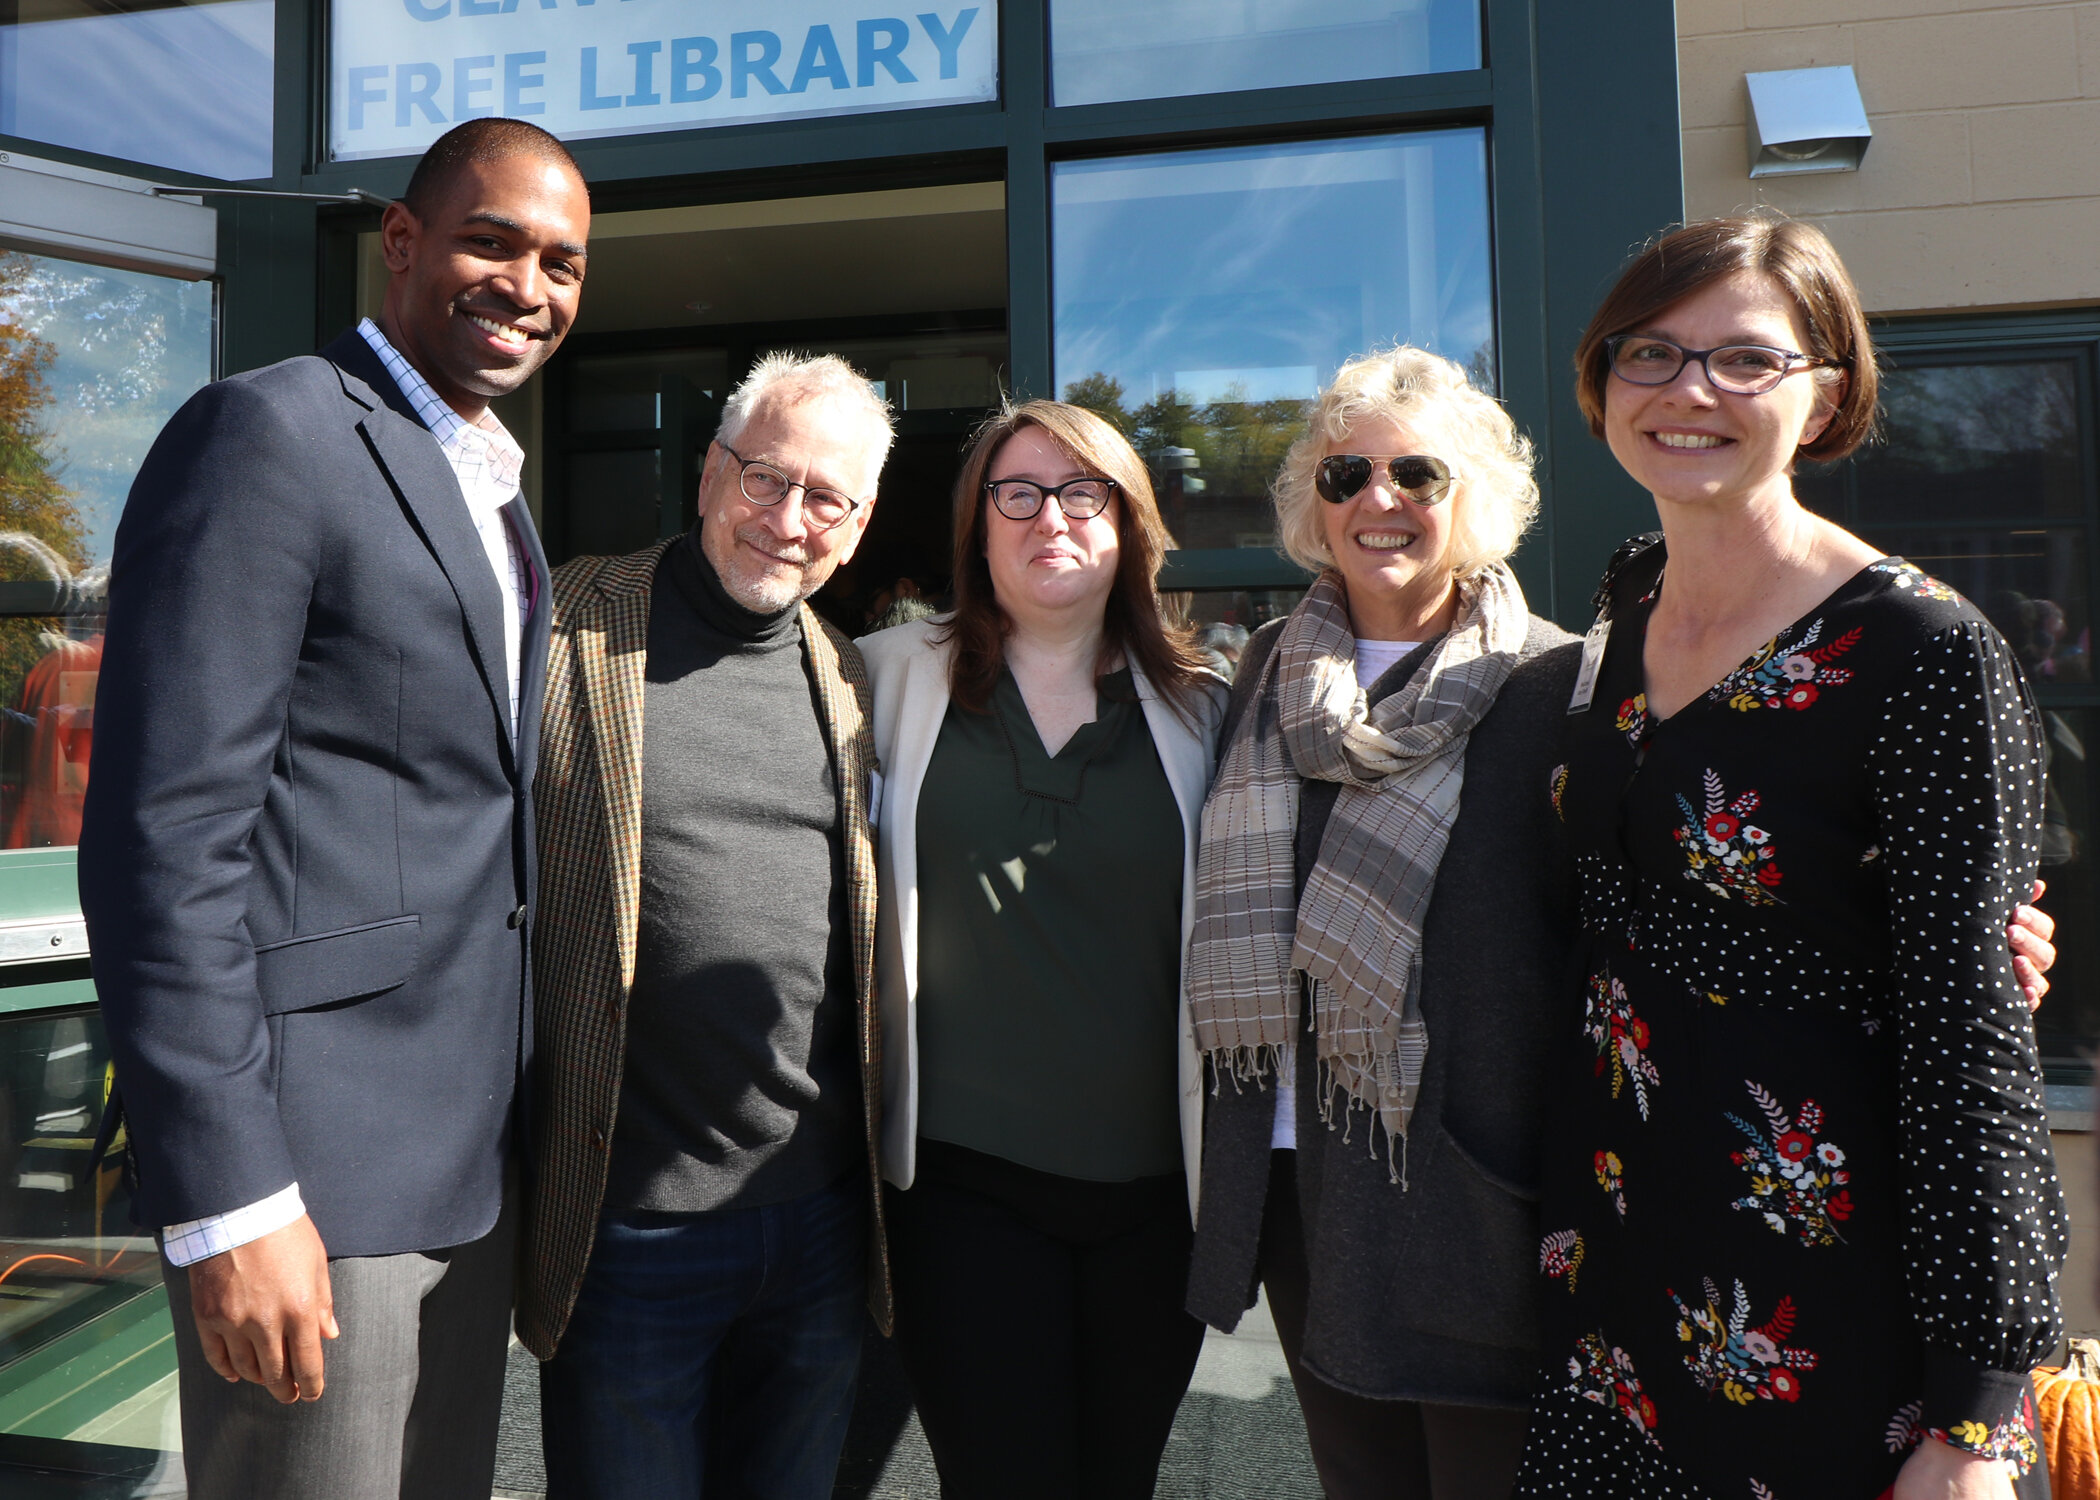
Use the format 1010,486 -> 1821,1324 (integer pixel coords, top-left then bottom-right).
1187,564 -> 1529,1181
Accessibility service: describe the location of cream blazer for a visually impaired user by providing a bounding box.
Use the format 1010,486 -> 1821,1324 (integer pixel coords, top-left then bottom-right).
858,617 -> 1227,1216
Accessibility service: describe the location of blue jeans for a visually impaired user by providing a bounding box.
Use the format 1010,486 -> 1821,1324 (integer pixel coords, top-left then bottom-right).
540,1174 -> 868,1500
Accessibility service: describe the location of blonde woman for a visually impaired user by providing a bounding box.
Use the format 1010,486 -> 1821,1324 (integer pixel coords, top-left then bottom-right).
1184,346 -> 1571,1500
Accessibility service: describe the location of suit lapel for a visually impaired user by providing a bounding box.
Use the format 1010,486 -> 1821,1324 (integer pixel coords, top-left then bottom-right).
514,505 -> 553,787
575,544 -> 664,992
324,330 -> 516,773
800,610 -> 877,1007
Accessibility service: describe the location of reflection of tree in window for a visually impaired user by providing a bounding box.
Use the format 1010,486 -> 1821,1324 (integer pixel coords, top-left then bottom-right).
1860,362 -> 2082,520
1064,371 -> 1308,550
0,255 -> 98,850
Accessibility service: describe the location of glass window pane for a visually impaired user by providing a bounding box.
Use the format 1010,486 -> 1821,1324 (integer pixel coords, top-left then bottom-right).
0,1006 -> 162,1381
1184,589 -> 1302,681
0,0 -> 274,181
1856,359 -> 2083,523
2030,707 -> 2094,1067
1050,0 -> 1481,107
567,351 -> 731,434
0,250 -> 214,850
1858,527 -> 2090,686
566,449 -> 661,559
813,332 -> 1009,413
1053,131 -> 1492,553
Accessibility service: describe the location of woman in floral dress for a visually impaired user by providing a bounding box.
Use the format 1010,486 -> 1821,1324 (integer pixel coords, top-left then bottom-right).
1513,215 -> 2066,1500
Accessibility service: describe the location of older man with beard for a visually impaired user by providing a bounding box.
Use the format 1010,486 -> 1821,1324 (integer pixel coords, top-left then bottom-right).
517,352 -> 893,1500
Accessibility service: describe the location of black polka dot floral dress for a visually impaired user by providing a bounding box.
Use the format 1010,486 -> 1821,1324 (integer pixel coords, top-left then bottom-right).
1513,536 -> 2067,1500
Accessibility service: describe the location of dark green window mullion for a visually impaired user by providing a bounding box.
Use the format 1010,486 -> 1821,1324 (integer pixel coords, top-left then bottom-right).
1482,0 -> 1553,618
1002,0 -> 1051,402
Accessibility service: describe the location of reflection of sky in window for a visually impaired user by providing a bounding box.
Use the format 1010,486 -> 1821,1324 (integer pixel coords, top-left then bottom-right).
1052,131 -> 1494,407
0,0 -> 273,180
0,254 -> 215,572
1050,0 -> 1480,107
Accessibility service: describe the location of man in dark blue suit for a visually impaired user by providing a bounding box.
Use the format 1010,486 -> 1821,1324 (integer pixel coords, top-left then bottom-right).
79,117 -> 589,1499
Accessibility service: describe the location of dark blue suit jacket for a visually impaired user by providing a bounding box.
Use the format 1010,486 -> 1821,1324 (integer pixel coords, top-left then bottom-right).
79,329 -> 549,1258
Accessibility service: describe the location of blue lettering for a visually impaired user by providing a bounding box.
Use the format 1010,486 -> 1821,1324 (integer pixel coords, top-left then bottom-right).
396,63 -> 445,126
670,37 -> 721,102
789,25 -> 849,93
504,51 -> 547,115
918,9 -> 976,80
348,66 -> 388,131
453,55 -> 495,117
626,40 -> 662,106
857,19 -> 915,85
731,31 -> 786,96
402,0 -> 447,19
498,0 -> 560,10
457,0 -> 497,14
579,46 -> 621,109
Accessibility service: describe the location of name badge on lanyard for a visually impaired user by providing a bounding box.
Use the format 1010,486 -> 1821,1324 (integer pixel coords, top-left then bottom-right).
1567,617 -> 1612,714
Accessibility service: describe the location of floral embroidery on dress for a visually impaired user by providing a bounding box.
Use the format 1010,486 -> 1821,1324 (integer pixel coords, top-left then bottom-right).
1748,1484 -> 1776,1500
1595,1149 -> 1627,1219
1542,1228 -> 1585,1291
1550,763 -> 1569,822
1726,1081 -> 1852,1247
1584,969 -> 1660,1119
1616,693 -> 1649,747
1871,559 -> 1961,603
1669,1277 -> 1818,1405
1707,619 -> 1862,713
1674,770 -> 1783,906
1565,1332 -> 1662,1448
1885,1399 -> 1925,1453
1930,1387 -> 2042,1473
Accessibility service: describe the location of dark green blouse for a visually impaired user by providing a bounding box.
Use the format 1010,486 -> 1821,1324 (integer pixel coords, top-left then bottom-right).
914,667 -> 1186,1182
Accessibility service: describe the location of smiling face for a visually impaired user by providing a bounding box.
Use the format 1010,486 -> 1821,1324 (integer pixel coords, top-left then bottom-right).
695,391 -> 880,614
1317,412 -> 1461,640
1603,270 -> 1838,514
981,426 -> 1123,630
376,152 -> 590,420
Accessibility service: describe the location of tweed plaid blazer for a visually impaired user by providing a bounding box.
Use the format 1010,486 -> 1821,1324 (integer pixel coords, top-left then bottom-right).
515,539 -> 891,1359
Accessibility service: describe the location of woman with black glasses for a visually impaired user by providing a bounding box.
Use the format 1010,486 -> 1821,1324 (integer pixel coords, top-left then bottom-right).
1184,344 -> 1575,1500
1513,215 -> 2063,1500
859,400 -> 1225,1499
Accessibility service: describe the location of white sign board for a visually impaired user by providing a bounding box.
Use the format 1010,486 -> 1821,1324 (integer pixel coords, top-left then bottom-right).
328,0 -> 997,161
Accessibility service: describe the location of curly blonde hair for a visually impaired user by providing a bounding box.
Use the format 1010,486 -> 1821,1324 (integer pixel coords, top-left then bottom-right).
1274,347 -> 1539,580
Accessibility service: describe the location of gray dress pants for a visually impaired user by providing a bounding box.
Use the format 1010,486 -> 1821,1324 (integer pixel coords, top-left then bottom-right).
161,1196 -> 514,1500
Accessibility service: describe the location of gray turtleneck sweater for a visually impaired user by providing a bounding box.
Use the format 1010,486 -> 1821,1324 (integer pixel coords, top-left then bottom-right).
605,530 -> 860,1213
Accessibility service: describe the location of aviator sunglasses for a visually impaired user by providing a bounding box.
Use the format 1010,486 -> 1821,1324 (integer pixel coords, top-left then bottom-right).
1315,454 -> 1456,506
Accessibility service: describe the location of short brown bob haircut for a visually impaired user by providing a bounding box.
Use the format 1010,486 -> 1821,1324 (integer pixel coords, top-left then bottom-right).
1574,213 -> 1879,465
938,399 -> 1210,719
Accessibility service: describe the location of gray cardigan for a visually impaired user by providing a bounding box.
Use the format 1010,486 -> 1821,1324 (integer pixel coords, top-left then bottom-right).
1184,613 -> 1580,1408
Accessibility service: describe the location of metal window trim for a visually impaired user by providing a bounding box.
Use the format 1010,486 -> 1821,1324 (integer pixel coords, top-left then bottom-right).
0,151 -> 218,280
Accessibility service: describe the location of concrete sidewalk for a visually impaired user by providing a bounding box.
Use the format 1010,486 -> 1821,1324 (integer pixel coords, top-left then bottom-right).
494,1294 -> 1322,1499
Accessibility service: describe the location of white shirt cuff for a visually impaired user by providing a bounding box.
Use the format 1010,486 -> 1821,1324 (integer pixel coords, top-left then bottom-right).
159,1183 -> 306,1267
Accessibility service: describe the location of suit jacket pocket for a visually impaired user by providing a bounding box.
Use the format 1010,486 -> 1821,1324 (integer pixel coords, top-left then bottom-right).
255,915 -> 422,1015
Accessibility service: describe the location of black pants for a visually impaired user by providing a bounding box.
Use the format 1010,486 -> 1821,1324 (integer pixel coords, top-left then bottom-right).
1260,1152 -> 1529,1500
885,1140 -> 1206,1500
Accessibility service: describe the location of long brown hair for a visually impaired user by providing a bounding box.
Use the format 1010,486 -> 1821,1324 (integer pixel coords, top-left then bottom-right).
1574,213 -> 1879,464
939,400 -> 1209,719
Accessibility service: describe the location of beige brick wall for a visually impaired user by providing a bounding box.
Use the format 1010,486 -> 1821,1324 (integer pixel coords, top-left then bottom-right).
1677,0 -> 2100,314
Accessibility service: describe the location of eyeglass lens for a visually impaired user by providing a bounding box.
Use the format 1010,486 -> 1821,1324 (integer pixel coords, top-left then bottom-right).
1315,455 -> 1454,505
987,478 -> 1114,521
738,458 -> 855,528
1607,336 -> 1799,395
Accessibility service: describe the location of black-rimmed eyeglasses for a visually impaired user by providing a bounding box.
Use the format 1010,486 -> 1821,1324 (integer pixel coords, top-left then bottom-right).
719,443 -> 864,531
984,476 -> 1116,522
1604,335 -> 1839,396
1315,454 -> 1455,506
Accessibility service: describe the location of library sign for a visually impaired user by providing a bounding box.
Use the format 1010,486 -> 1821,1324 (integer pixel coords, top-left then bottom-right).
329,0 -> 996,160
